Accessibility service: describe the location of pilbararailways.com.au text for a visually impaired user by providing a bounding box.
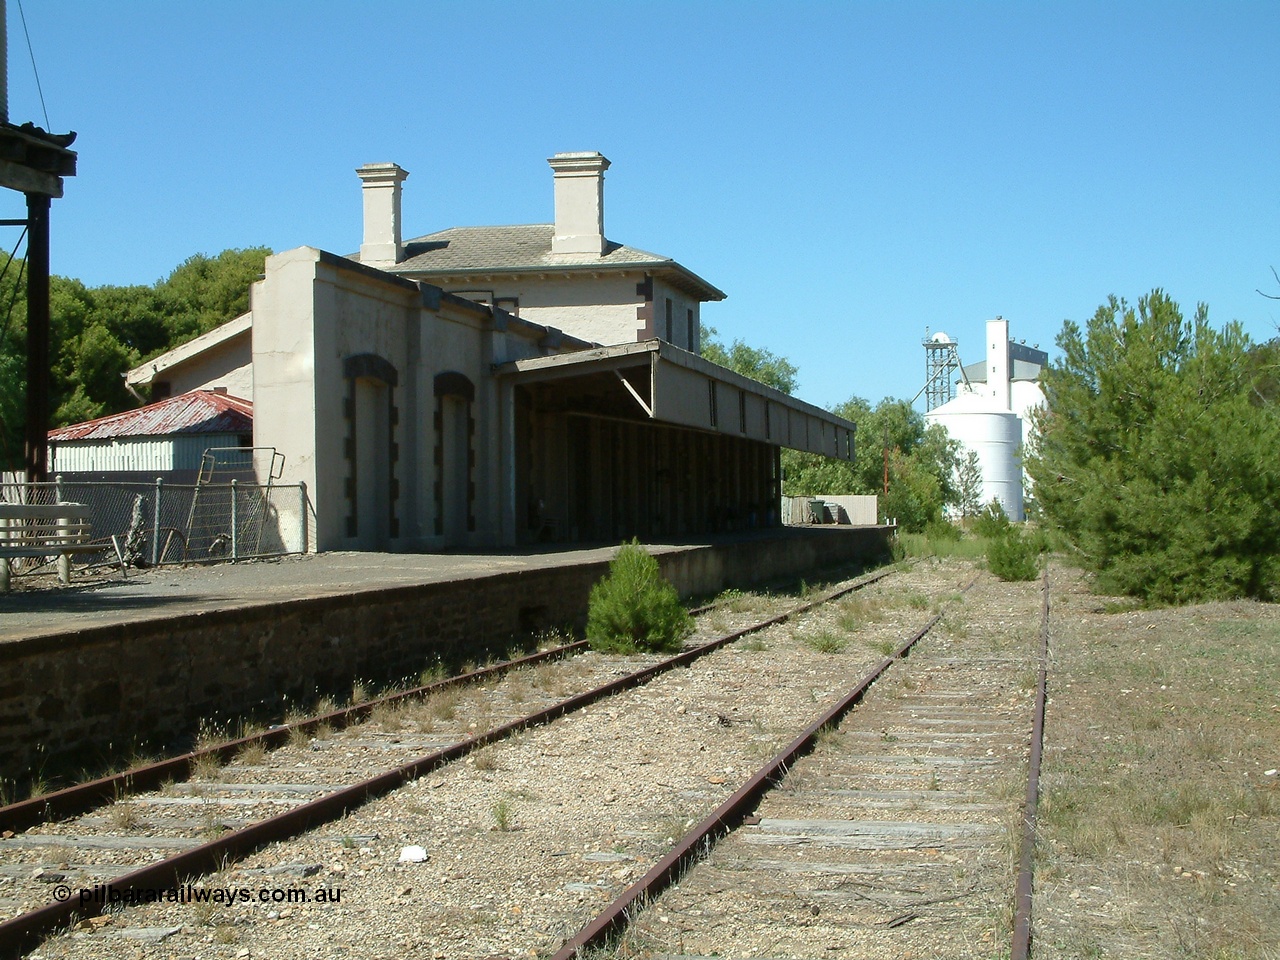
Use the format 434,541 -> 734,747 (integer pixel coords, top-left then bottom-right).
64,883 -> 343,907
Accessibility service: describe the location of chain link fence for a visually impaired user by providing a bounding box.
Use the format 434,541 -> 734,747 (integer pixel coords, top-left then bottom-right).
1,476 -> 314,574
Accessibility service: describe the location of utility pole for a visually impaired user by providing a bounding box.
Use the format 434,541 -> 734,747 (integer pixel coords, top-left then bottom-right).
0,0 -> 77,482
882,425 -> 889,495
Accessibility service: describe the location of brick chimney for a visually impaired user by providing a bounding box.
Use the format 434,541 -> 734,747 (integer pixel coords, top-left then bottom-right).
548,152 -> 609,256
356,162 -> 409,267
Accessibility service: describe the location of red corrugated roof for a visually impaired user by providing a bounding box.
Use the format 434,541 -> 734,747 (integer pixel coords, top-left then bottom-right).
48,390 -> 253,441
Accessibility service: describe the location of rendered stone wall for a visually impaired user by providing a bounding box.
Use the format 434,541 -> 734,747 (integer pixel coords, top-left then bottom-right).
0,528 -> 891,782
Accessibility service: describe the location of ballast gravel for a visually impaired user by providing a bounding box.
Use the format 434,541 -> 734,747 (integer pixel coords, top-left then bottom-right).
26,560 -> 978,960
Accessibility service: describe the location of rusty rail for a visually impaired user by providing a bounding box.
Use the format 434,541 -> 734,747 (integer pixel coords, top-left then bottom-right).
1011,565 -> 1051,959
0,640 -> 588,834
0,566 -> 895,958
0,573 -> 858,834
549,573 -> 978,960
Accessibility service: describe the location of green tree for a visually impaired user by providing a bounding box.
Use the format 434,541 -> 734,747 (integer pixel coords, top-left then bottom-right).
700,324 -> 799,394
158,248 -> 267,342
0,247 -> 269,469
881,447 -> 947,530
0,252 -> 31,467
954,449 -> 983,520
1246,337 -> 1280,406
1026,289 -> 1280,603
586,540 -> 693,653
60,322 -> 138,421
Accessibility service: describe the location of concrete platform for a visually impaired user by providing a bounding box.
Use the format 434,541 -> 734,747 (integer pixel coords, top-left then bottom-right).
0,526 -> 893,779
0,543 -> 651,644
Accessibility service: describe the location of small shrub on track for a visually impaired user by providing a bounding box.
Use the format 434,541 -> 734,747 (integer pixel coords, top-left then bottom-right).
987,528 -> 1041,582
586,539 -> 692,653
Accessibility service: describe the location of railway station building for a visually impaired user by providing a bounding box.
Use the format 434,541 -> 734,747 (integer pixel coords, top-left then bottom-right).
128,152 -> 858,552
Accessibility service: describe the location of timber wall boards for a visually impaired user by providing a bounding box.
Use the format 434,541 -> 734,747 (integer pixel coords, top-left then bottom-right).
0,527 -> 892,781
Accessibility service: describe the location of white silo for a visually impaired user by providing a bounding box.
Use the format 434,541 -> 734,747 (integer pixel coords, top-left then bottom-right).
926,389 -> 1024,520
924,318 -> 1041,521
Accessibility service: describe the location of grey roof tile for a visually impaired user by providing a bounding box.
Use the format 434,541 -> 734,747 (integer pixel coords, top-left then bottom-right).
391,224 -> 671,272
381,224 -> 726,300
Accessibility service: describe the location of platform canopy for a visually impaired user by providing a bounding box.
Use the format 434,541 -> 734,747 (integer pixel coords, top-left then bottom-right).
496,339 -> 855,461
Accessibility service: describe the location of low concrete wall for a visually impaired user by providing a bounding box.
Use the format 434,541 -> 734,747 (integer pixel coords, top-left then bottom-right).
782,494 -> 879,525
0,527 -> 891,781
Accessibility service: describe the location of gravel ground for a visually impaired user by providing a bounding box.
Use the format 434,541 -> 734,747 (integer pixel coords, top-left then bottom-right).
21,560 -> 974,960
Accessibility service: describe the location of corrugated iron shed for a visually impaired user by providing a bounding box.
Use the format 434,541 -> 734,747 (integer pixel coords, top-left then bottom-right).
48,390 -> 253,442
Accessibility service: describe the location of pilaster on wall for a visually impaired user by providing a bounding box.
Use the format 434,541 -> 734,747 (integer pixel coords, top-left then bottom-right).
634,274 -> 654,341
251,249 -> 324,513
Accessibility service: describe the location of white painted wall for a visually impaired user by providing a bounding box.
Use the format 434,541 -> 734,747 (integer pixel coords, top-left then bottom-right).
651,277 -> 701,351
435,272 -> 668,350
251,246 -> 578,552
145,331 -> 253,398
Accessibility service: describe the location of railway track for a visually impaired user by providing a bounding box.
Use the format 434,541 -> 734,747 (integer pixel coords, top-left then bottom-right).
553,565 -> 1051,959
0,561 -> 927,958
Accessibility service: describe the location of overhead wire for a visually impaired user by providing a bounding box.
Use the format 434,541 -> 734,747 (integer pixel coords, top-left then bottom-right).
15,0 -> 51,130
0,228 -> 30,355
0,231 -> 30,465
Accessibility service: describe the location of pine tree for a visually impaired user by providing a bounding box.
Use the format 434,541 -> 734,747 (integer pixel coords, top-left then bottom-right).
1026,290 -> 1280,603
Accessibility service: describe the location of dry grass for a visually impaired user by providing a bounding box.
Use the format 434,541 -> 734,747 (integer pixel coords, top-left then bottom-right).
836,596 -> 884,632
715,588 -> 754,613
902,590 -> 929,610
236,741 -> 267,766
1037,569 -> 1280,958
194,719 -> 226,752
867,635 -> 899,656
370,698 -> 406,730
106,798 -> 142,831
189,752 -> 223,782
427,687 -> 463,722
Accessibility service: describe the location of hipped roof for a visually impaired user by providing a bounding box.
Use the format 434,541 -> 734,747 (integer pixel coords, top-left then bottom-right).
49,390 -> 252,442
386,224 -> 727,301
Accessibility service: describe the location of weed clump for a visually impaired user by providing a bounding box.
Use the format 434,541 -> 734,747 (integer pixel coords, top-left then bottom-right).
987,528 -> 1041,581
802,629 -> 847,654
586,540 -> 692,653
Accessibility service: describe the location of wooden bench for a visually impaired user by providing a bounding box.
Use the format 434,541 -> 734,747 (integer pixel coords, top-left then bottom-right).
0,503 -> 97,591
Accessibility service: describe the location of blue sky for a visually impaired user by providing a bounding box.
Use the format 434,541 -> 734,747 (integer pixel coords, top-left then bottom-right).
4,1 -> 1277,410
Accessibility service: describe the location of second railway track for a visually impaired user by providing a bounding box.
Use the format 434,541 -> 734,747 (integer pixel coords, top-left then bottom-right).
568,566 -> 1049,959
